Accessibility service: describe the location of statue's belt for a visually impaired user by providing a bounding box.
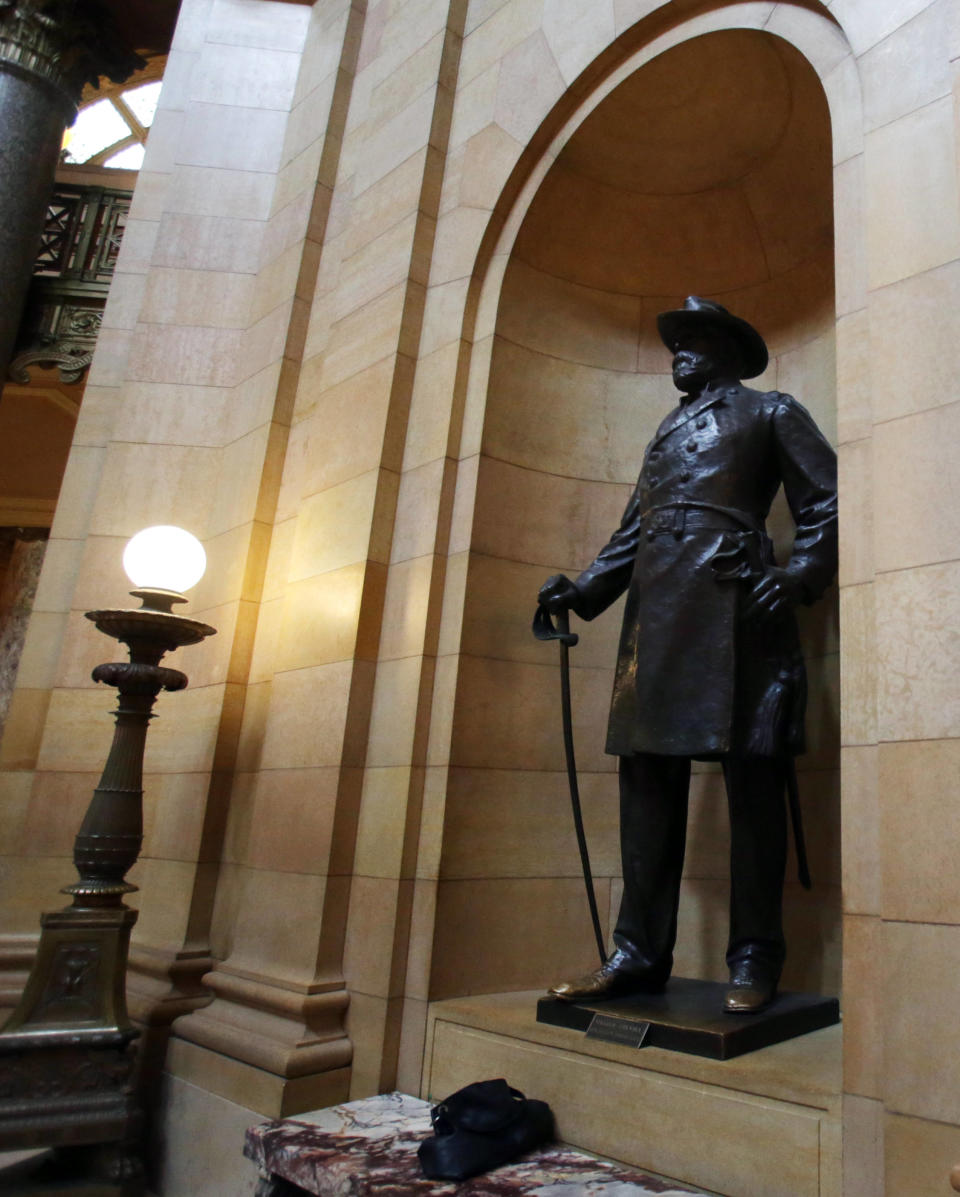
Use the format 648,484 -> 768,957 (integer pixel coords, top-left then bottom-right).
641,501 -> 763,539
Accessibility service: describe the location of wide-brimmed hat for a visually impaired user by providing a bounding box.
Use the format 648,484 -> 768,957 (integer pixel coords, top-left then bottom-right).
657,296 -> 768,379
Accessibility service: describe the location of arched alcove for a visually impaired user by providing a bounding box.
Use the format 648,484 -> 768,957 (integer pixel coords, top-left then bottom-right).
432,28 -> 840,1000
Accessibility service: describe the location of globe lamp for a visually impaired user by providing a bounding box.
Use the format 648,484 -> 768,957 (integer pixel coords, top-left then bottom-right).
122,524 -> 207,613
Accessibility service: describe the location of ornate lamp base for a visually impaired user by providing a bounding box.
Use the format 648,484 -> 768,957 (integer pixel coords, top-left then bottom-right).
0,595 -> 215,1193
0,908 -> 143,1191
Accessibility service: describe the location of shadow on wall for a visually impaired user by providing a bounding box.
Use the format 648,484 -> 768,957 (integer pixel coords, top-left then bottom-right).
433,28 -> 840,1001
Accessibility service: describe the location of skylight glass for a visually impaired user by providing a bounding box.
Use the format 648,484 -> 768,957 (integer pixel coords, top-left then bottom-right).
104,143 -> 146,170
60,60 -> 166,170
64,98 -> 129,164
122,81 -> 162,129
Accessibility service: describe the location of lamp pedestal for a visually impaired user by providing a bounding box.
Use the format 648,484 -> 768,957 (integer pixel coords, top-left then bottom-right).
0,596 -> 215,1193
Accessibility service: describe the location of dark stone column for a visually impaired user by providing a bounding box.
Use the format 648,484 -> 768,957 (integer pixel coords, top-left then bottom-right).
0,63 -> 72,383
0,1 -> 142,383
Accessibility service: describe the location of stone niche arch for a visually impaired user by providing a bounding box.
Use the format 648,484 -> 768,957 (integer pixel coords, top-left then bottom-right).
429,16 -> 853,1003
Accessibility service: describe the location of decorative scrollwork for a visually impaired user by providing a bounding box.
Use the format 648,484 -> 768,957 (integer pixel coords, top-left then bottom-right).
8,342 -> 92,384
64,307 -> 102,337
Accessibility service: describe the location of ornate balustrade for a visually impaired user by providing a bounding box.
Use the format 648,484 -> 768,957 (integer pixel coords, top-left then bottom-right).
8,182 -> 131,385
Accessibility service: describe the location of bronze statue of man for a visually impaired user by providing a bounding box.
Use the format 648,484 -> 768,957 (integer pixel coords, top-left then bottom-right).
538,296 -> 838,1013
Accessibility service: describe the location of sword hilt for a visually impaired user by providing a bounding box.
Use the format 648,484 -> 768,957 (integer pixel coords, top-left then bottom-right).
532,604 -> 579,646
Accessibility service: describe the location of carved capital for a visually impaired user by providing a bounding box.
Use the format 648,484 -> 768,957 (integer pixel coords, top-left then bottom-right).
0,0 -> 143,106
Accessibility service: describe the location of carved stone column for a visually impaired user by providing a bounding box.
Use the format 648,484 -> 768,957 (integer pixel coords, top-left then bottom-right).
0,0 -> 141,383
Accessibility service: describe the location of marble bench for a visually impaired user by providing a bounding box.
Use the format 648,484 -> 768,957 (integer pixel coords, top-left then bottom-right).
244,1092 -> 705,1196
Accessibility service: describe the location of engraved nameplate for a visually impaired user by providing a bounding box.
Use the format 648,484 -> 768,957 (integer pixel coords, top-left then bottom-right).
585,1013 -> 651,1048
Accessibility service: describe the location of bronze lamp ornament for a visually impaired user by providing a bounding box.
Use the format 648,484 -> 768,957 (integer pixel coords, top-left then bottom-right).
0,526 -> 216,1192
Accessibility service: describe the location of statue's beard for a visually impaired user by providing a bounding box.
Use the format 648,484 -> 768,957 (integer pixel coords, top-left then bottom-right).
672,359 -> 716,393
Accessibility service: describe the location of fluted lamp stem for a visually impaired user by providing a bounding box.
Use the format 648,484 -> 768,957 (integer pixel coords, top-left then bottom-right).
65,624 -> 196,911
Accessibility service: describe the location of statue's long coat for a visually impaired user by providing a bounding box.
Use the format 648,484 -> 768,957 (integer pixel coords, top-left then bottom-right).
571,380 -> 838,759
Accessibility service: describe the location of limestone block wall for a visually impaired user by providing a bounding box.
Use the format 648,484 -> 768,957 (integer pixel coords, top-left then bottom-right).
0,0 -> 365,1104
2,0 -> 960,1192
836,1 -> 960,1192
173,0 -> 462,1107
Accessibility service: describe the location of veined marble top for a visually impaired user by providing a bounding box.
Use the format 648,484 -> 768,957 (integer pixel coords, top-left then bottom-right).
245,1091 -> 702,1195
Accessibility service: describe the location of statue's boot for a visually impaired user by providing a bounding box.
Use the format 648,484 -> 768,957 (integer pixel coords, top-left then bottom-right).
548,950 -> 667,1002
724,961 -> 778,1013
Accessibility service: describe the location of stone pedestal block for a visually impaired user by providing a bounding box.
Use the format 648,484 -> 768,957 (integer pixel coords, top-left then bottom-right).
424,992 -> 842,1197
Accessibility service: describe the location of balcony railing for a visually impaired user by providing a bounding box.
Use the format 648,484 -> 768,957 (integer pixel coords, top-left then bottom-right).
8,183 -> 131,385
33,185 -> 130,285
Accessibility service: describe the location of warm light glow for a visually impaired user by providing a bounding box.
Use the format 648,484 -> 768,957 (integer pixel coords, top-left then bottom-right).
122,526 -> 206,594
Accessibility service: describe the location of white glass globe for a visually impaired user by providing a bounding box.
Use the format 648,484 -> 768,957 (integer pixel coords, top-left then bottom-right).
122,526 -> 207,594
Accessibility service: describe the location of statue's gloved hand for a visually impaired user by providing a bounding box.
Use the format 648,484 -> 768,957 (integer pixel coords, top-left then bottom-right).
538,574 -> 579,613
742,566 -> 803,621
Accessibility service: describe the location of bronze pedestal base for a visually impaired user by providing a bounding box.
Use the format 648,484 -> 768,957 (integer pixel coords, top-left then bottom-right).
0,906 -> 142,1193
537,976 -> 840,1060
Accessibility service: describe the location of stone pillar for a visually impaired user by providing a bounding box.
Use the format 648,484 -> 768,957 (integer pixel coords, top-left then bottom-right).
0,0 -> 140,381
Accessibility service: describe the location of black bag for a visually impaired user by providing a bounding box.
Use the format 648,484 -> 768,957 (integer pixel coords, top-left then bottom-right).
417,1078 -> 554,1181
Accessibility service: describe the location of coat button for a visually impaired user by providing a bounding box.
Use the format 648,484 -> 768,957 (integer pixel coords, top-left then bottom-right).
686,439 -> 697,452
681,471 -> 691,482
696,417 -> 707,429
649,476 -> 659,486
